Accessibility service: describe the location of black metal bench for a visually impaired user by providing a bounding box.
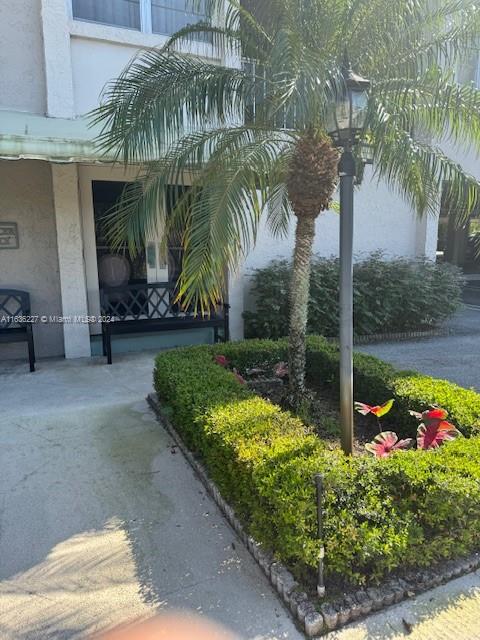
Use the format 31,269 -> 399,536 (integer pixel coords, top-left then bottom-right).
100,282 -> 229,364
0,289 -> 35,372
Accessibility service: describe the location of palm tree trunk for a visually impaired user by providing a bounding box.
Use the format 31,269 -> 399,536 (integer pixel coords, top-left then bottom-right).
288,214 -> 316,407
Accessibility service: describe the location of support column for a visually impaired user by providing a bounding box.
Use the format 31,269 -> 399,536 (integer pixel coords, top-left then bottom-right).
41,0 -> 75,118
415,209 -> 440,260
227,268 -> 245,341
52,163 -> 91,358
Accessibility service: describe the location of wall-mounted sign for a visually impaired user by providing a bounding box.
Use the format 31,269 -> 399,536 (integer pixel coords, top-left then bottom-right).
0,222 -> 19,249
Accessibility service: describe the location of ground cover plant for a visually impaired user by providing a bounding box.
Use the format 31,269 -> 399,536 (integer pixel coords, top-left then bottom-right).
154,338 -> 480,590
244,254 -> 463,339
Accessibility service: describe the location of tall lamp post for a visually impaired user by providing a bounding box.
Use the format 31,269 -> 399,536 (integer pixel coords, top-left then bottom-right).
327,63 -> 371,455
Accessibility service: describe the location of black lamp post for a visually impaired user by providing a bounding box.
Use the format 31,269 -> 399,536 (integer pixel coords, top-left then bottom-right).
327,62 -> 371,455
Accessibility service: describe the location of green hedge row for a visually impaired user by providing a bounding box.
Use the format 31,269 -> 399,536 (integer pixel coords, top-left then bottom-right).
154,339 -> 480,586
243,254 -> 463,339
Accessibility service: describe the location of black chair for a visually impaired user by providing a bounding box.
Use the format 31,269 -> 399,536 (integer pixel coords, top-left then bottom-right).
0,289 -> 35,372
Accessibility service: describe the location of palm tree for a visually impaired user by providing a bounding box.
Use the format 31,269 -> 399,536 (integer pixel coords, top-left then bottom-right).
92,0 -> 480,407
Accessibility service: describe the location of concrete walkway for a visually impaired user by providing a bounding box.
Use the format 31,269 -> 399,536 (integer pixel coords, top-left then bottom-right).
0,353 -> 303,640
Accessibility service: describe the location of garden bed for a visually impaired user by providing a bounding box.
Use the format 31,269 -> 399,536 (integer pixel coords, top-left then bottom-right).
152,337 -> 480,632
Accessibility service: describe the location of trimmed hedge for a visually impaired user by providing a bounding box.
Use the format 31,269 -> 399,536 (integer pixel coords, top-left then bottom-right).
154,339 -> 480,586
243,254 -> 463,339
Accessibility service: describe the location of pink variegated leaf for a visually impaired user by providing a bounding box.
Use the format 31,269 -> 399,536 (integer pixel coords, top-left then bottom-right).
417,420 -> 460,450
354,402 -> 373,415
365,431 -> 412,458
214,354 -> 229,368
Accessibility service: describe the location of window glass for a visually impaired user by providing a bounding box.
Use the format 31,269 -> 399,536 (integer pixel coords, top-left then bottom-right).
72,0 -> 141,30
152,0 -> 208,39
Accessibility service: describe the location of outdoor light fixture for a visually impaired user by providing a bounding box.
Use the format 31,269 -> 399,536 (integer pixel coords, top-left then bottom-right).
326,64 -> 371,147
327,60 -> 371,456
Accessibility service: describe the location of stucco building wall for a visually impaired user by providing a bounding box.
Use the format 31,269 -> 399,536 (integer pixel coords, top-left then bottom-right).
0,160 -> 64,359
0,0 -> 46,114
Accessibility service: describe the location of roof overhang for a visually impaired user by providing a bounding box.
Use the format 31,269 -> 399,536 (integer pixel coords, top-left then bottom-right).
0,109 -> 112,163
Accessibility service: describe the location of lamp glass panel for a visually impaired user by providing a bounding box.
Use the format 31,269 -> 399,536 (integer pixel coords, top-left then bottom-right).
335,99 -> 351,131
350,90 -> 368,129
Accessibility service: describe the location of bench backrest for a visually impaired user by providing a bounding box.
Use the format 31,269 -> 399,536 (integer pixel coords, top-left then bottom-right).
101,282 -> 193,321
100,282 -> 219,321
0,289 -> 31,329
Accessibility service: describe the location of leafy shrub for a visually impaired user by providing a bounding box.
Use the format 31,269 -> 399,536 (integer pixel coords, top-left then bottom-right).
154,339 -> 480,587
244,253 -> 463,338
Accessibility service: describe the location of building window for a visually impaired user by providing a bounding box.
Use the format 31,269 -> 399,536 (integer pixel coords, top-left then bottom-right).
72,0 -> 208,36
151,0 -> 207,37
72,0 -> 141,29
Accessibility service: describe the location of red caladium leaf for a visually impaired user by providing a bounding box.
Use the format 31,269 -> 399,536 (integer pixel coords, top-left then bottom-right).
417,420 -> 460,450
365,431 -> 413,458
355,399 -> 394,418
214,354 -> 229,368
273,361 -> 289,378
409,407 -> 449,422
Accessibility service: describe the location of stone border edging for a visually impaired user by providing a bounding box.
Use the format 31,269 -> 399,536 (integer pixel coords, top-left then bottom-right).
342,327 -> 449,346
147,392 -> 480,637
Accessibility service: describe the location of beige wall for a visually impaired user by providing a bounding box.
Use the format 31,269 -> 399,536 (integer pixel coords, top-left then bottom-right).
0,160 -> 63,359
0,0 -> 46,114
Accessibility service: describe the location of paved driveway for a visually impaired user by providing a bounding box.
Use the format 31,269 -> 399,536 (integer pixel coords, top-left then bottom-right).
358,307 -> 480,390
0,353 -> 302,640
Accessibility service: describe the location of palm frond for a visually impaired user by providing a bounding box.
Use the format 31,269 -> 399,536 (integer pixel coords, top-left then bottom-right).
91,50 -> 251,164
371,99 -> 480,220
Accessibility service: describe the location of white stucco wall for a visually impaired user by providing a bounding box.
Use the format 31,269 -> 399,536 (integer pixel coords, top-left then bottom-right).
244,168 -> 427,272
71,37 -> 141,116
69,21 -> 221,116
0,160 -> 64,360
0,0 -> 46,114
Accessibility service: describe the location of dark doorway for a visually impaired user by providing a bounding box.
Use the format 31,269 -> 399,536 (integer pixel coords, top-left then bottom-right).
437,184 -> 480,274
92,180 -> 147,289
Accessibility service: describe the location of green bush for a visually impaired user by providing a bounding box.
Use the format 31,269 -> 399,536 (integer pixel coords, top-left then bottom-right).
154,339 -> 480,587
244,253 -> 463,338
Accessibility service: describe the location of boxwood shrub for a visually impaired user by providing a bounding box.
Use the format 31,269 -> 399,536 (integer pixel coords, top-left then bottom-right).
243,253 -> 463,339
154,339 -> 480,587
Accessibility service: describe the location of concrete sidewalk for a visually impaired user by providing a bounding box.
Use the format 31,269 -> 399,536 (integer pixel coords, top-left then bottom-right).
0,353 -> 303,640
